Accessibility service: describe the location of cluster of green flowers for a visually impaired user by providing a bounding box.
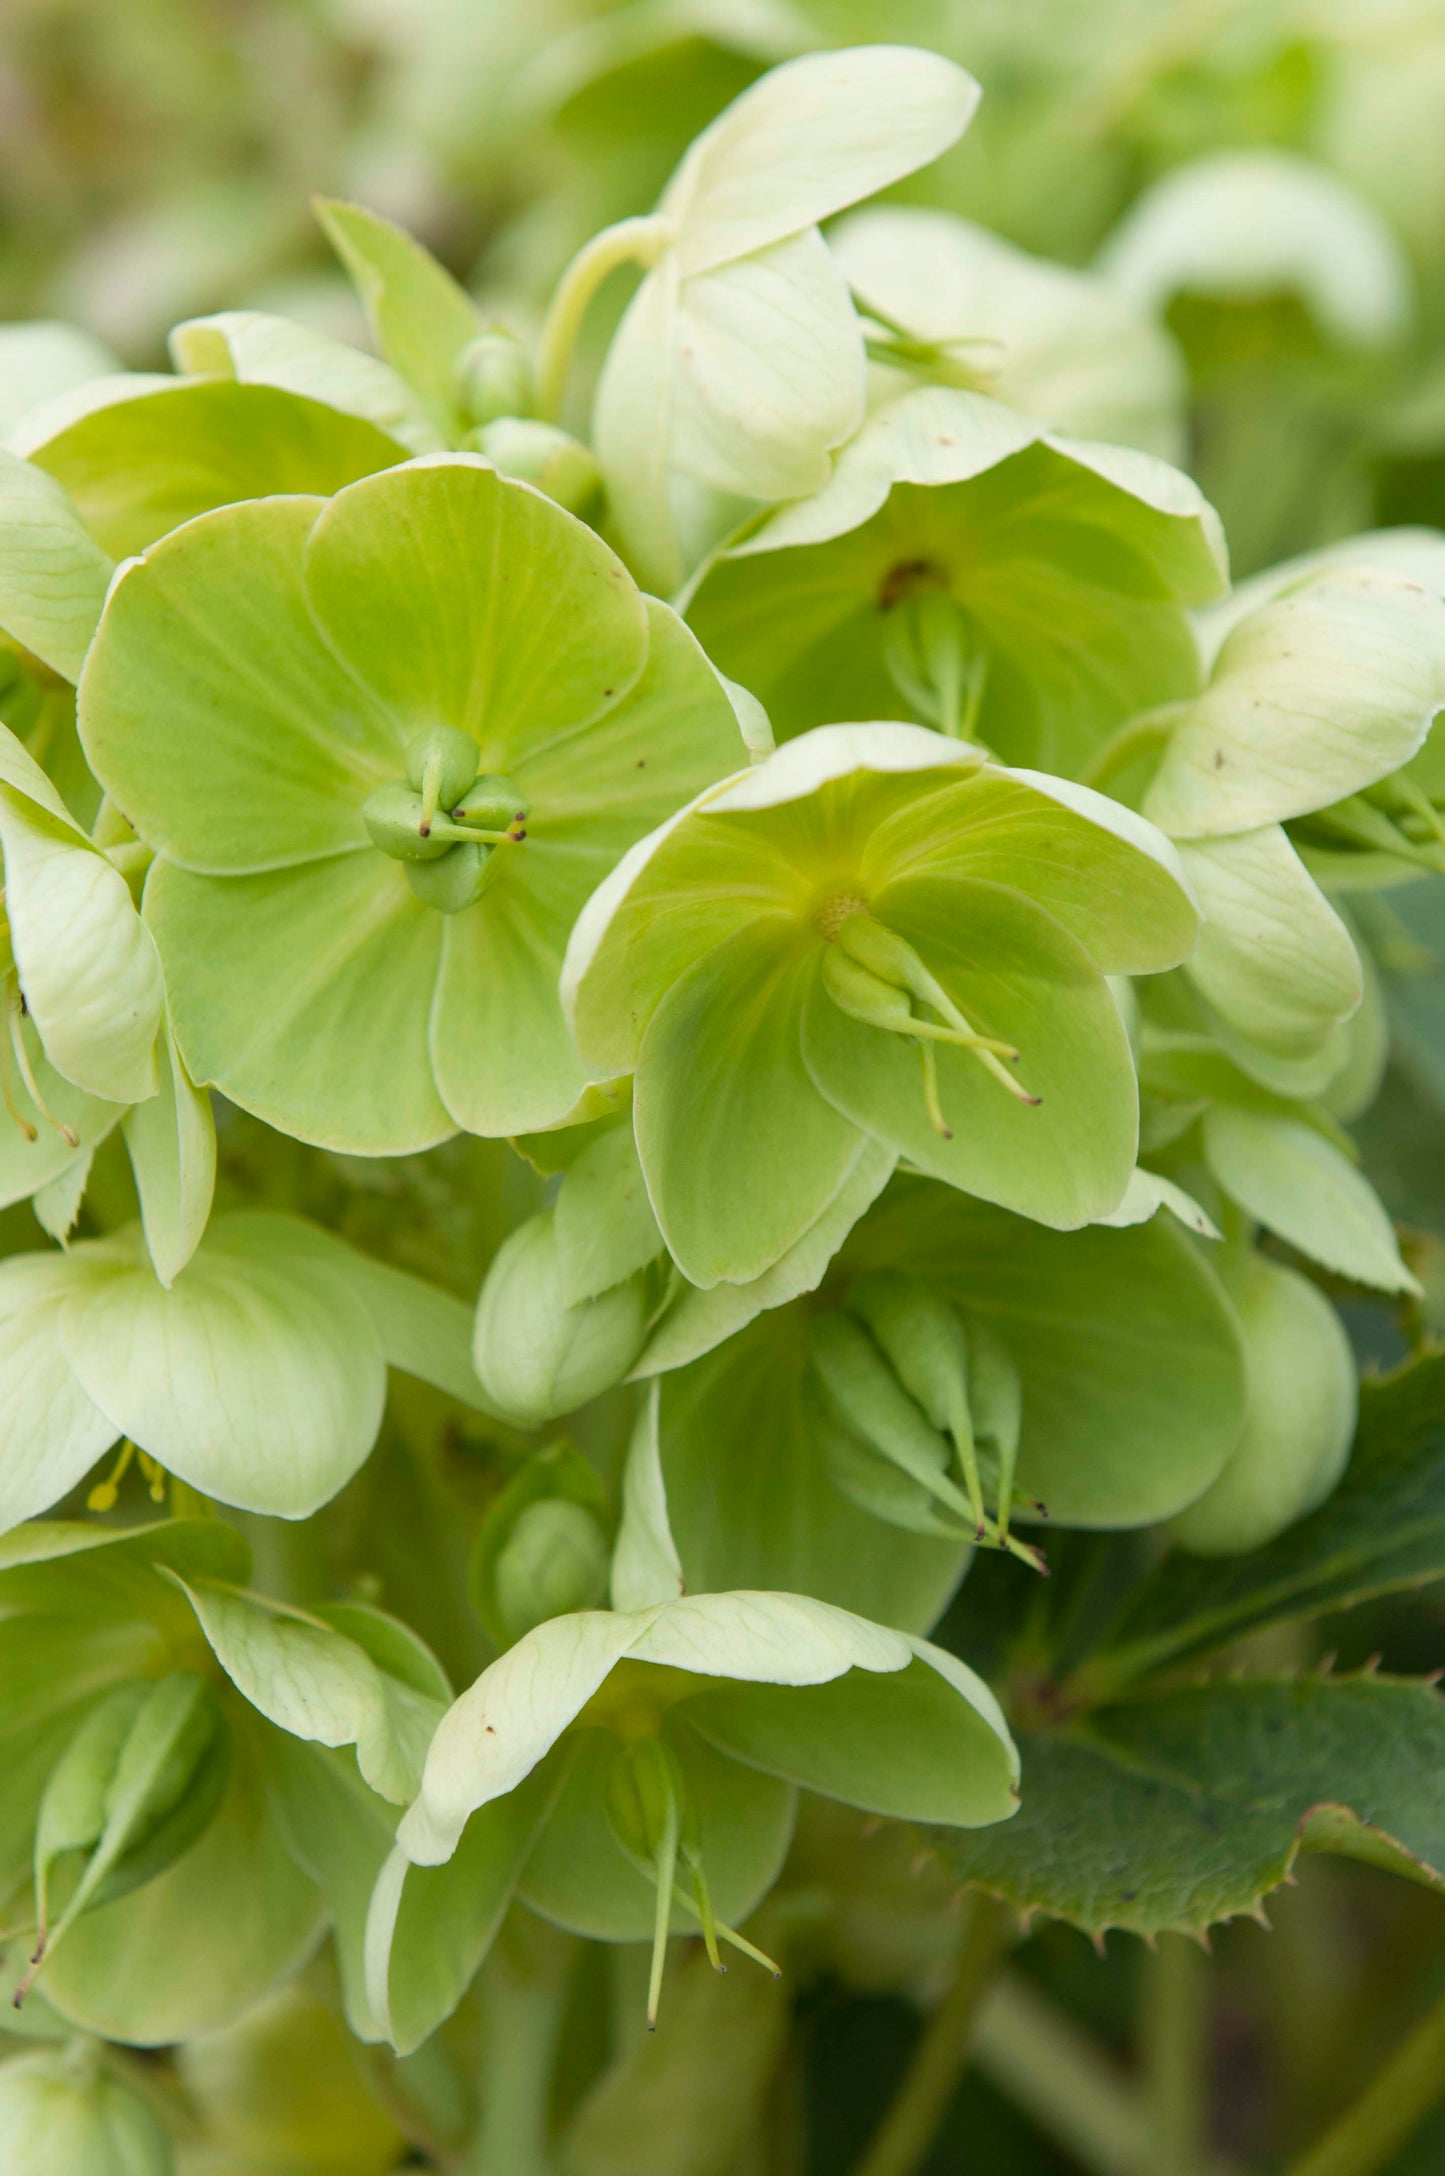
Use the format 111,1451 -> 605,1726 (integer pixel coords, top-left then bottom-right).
0,43 -> 1440,2162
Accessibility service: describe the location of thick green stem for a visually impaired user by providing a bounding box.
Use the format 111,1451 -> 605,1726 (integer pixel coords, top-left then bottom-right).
460,1920 -> 576,2176
1140,1935 -> 1211,2176
972,1970 -> 1149,2176
851,1891 -> 1015,2176
1283,1989 -> 1445,2176
534,216 -> 672,421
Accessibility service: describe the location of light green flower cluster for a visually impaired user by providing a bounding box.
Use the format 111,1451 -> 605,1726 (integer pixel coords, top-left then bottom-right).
0,42 -> 1437,2134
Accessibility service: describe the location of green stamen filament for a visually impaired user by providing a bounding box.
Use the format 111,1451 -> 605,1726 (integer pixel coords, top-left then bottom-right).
87,1441 -> 167,1514
4,981 -> 77,1146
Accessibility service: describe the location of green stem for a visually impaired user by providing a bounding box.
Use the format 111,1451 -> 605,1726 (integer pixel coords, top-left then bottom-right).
851,1891 -> 1015,2176
973,1970 -> 1147,2175
1140,1936 -> 1211,2176
534,216 -> 673,421
461,1920 -> 577,2176
1283,1989 -> 1445,2176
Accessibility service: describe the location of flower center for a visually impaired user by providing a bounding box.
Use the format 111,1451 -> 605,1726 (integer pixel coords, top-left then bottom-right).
361,726 -> 528,914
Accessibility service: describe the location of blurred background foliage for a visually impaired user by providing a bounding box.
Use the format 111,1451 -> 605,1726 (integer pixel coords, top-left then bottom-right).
4,3 -> 1445,2171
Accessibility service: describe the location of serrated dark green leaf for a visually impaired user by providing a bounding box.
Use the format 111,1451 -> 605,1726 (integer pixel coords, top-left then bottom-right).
936,1675 -> 1445,1940
1074,1351 -> 1445,1693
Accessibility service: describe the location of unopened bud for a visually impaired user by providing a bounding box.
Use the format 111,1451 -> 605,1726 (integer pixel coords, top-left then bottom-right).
1170,1251 -> 1356,1556
473,1209 -> 650,1428
493,1497 -> 610,1642
0,2049 -> 173,2176
469,417 -> 601,517
454,330 -> 534,427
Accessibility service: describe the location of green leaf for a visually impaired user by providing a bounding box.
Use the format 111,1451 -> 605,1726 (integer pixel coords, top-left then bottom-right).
0,452 -> 113,681
938,1675 -> 1445,1940
57,1215 -> 390,1520
180,1579 -> 447,1804
316,200 -> 482,443
18,379 -> 404,560
1085,1353 -> 1445,1686
1203,1103 -> 1417,1294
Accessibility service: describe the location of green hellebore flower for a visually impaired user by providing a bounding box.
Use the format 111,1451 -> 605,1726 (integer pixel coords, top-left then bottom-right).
1138,1034 -> 1417,1298
1098,150 -> 1414,357
0,1517 -> 450,2044
1135,567 -> 1445,1093
0,1209 -> 485,1533
588,46 -> 980,590
562,722 -> 1201,1287
831,206 -> 1187,461
0,2047 -> 174,2176
1168,1247 -> 1356,1557
623,1180 -> 1246,1635
683,383 -> 1226,771
373,1588 -> 1017,2038
78,456 -> 749,1151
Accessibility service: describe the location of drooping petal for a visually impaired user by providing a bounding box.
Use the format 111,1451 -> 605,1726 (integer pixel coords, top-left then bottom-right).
1145,570 -> 1445,838
663,48 -> 979,276
17,377 -> 404,560
1177,825 -> 1362,1058
1202,1104 -> 1417,1296
0,451 -> 112,681
0,1254 -> 117,1536
634,921 -> 865,1287
300,457 -> 649,772
58,1217 -> 389,1519
803,877 -> 1138,1230
685,1645 -> 1017,1827
80,496 -> 403,874
145,855 -> 451,1156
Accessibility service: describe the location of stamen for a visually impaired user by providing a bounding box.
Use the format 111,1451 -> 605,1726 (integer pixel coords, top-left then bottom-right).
918,1042 -> 951,1140
136,1451 -> 167,1505
7,987 -> 78,1147
0,981 -> 36,1143
645,1772 -> 680,2032
687,1851 -> 726,1976
87,1439 -> 136,1513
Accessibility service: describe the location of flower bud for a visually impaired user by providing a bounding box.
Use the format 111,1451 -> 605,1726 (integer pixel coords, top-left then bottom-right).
470,417 -> 602,517
0,2049 -> 174,2176
453,330 -> 534,427
493,1496 -> 611,1642
1170,1251 -> 1356,1556
473,1209 -> 650,1428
